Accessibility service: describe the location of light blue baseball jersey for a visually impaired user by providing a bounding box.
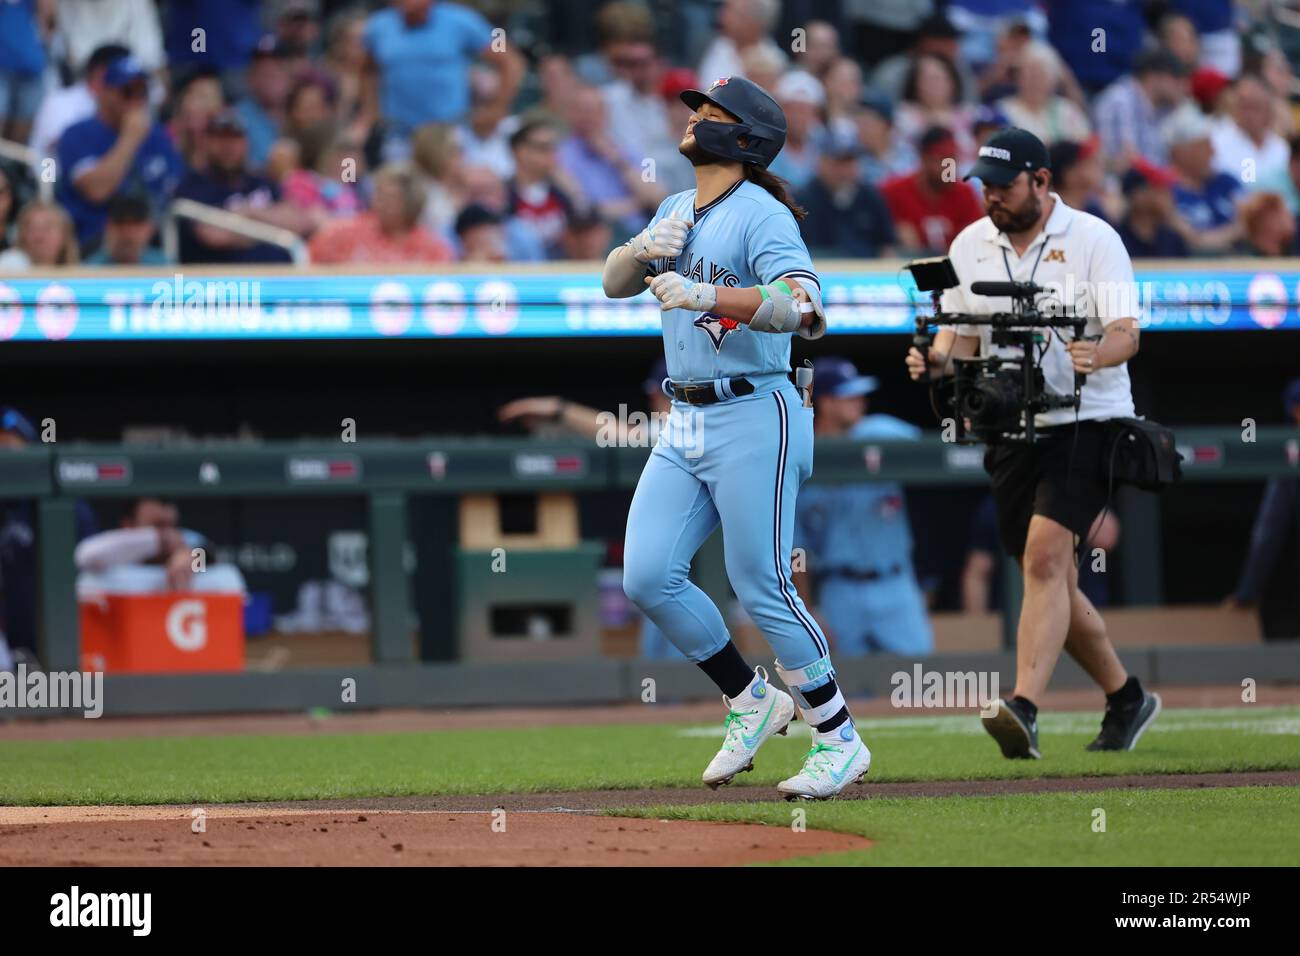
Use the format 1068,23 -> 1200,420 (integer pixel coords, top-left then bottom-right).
642,179 -> 821,384
794,415 -> 922,574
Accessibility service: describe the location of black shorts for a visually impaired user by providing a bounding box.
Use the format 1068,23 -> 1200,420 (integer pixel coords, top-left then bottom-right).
983,421 -> 1111,559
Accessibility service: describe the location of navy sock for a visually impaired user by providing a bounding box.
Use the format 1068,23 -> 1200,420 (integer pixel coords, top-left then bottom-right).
803,679 -> 850,733
1107,676 -> 1143,707
697,641 -> 753,700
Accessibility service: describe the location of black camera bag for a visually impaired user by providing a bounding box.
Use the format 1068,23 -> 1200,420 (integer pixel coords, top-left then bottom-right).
1101,417 -> 1183,491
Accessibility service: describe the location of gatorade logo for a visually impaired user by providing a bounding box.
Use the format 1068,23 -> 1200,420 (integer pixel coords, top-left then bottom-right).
166,600 -> 208,652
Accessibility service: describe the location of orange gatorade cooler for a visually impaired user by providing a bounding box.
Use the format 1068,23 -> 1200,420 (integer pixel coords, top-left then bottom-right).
77,567 -> 246,674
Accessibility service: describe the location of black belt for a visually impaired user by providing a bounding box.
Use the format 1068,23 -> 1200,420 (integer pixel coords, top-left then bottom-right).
670,377 -> 755,406
820,563 -> 903,582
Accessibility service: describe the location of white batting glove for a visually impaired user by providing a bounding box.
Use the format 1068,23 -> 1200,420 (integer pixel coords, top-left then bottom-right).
645,272 -> 717,312
628,217 -> 692,263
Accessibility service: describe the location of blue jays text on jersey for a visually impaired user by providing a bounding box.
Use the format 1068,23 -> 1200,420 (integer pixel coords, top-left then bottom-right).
640,179 -> 823,384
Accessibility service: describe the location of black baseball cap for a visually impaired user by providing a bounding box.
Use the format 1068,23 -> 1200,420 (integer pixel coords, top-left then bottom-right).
963,127 -> 1050,187
106,193 -> 153,223
917,12 -> 961,39
455,203 -> 502,235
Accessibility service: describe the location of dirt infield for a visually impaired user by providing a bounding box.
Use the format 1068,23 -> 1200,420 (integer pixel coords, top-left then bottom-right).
236,768 -> 1300,811
2,770 -> 1294,866
0,807 -> 868,866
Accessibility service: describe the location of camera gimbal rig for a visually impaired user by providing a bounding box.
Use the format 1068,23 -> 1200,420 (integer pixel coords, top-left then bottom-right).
906,256 -> 1090,444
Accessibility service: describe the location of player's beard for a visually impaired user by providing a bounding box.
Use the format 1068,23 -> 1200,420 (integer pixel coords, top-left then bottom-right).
988,192 -> 1042,235
679,135 -> 727,167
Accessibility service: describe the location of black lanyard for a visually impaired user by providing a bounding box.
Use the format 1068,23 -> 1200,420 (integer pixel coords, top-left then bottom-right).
1001,238 -> 1048,288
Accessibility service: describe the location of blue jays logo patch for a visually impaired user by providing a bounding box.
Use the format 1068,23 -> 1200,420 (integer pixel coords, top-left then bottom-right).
694,312 -> 741,351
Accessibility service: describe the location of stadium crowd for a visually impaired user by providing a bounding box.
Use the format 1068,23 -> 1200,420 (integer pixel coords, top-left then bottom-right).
0,0 -> 1299,268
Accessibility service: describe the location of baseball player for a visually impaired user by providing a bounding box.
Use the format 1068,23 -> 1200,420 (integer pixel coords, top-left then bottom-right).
603,76 -> 872,800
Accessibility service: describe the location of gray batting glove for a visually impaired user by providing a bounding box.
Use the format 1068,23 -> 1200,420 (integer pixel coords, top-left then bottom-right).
629,217 -> 692,262
645,272 -> 717,312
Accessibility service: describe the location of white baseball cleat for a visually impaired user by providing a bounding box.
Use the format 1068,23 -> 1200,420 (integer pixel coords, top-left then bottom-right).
701,666 -> 795,789
777,721 -> 872,801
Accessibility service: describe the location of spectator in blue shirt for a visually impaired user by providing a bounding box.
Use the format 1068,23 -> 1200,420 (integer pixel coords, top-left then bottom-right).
0,0 -> 48,144
55,55 -> 183,252
164,0 -> 263,76
555,84 -> 664,237
766,70 -> 827,192
82,194 -> 170,266
172,109 -> 309,264
233,36 -> 293,173
855,91 -> 917,187
357,0 -> 526,162
1163,102 -> 1242,253
1117,161 -> 1190,258
1046,0 -> 1145,96
1092,49 -> 1189,173
947,0 -> 1047,75
796,125 -> 896,258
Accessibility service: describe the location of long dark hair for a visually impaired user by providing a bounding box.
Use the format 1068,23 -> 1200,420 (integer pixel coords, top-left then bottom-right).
744,164 -> 808,221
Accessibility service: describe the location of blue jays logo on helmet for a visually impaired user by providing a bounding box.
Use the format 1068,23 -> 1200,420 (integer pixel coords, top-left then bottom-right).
680,75 -> 787,168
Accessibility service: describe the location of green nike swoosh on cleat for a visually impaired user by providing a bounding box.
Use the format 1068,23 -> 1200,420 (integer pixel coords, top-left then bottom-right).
741,698 -> 779,749
826,744 -> 864,785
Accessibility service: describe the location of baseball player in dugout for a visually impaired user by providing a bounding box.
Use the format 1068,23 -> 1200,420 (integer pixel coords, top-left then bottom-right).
603,75 -> 873,800
905,127 -> 1162,760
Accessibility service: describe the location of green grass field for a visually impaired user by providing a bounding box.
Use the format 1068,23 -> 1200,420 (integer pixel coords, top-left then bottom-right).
1,706 -> 1296,804
3,705 -> 1296,864
616,787 -> 1300,866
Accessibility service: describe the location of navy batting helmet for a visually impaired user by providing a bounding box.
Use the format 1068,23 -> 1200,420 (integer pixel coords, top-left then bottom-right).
680,76 -> 786,168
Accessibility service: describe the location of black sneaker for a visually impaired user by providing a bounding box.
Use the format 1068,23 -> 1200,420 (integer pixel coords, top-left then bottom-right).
1087,691 -> 1162,751
981,698 -> 1041,759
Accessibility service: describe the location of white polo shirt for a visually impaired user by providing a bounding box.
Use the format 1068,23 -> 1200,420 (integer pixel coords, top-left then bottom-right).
939,194 -> 1137,427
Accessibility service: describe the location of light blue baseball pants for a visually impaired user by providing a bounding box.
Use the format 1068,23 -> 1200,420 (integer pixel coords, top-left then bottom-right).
623,380 -> 832,685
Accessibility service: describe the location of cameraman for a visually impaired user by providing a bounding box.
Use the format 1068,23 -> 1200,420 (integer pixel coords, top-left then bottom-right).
904,127 -> 1161,759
